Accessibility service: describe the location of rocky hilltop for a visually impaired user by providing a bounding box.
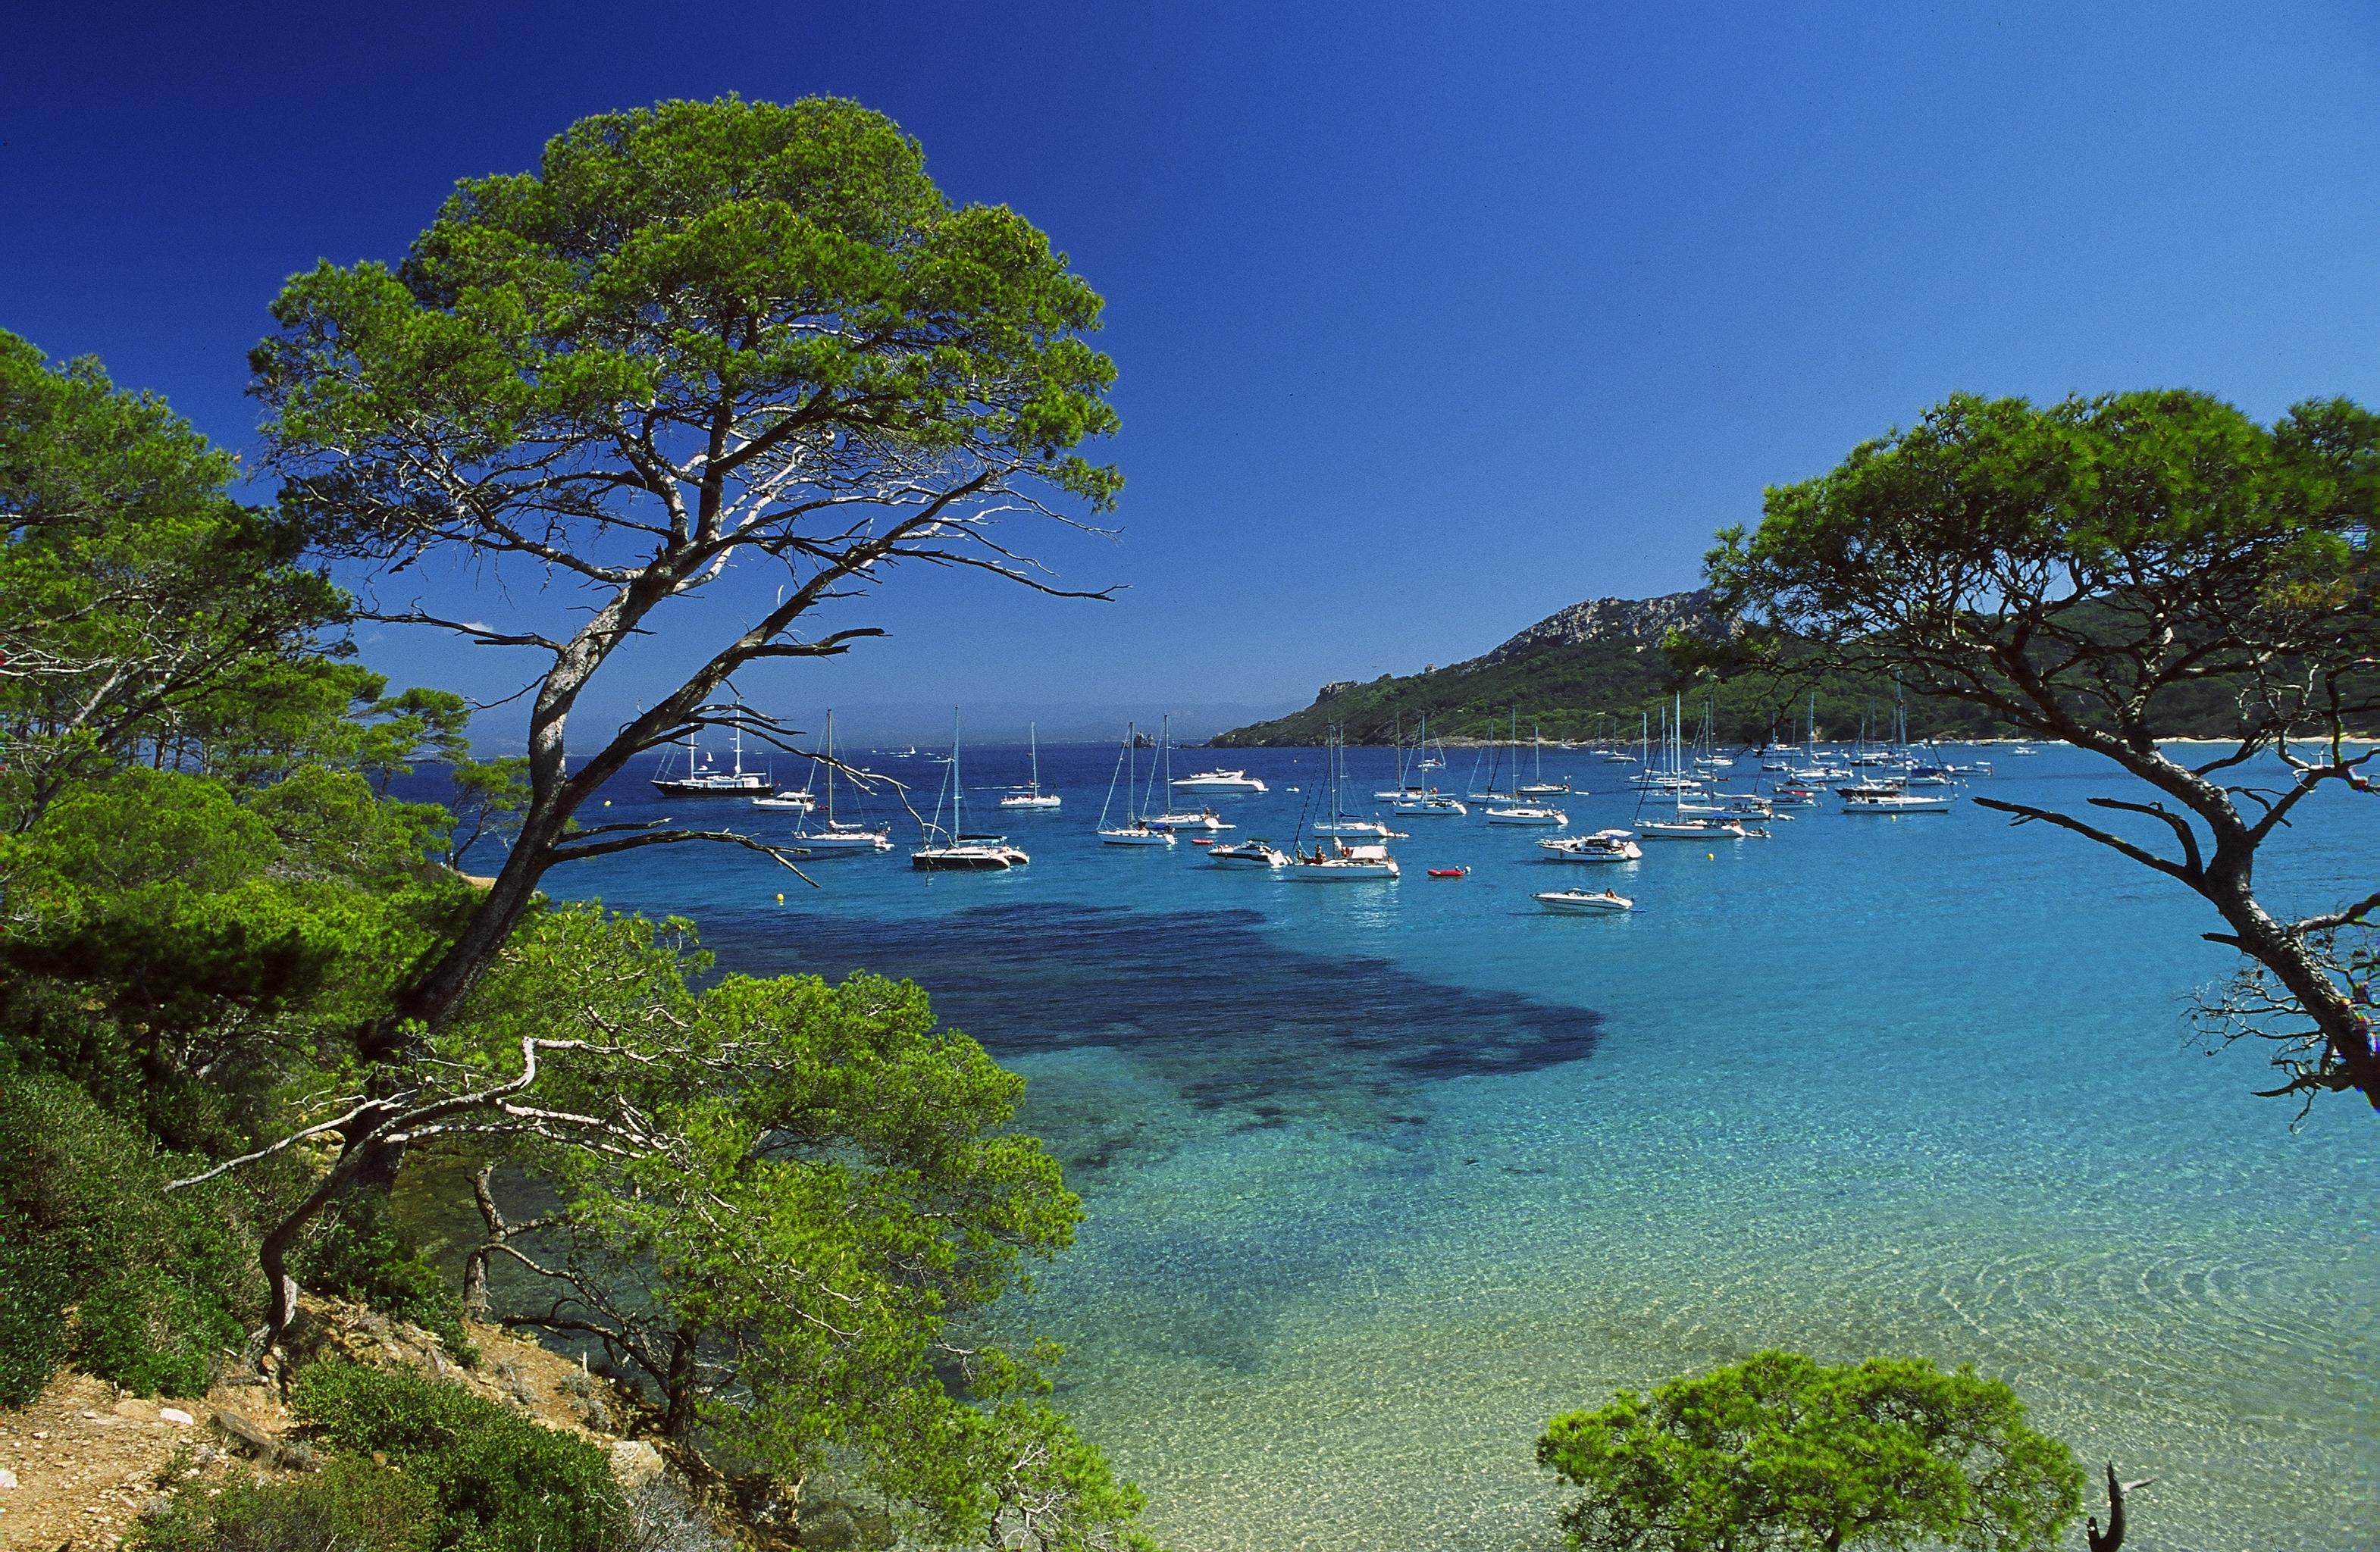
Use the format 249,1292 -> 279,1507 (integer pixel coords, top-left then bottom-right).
1464,589 -> 1733,667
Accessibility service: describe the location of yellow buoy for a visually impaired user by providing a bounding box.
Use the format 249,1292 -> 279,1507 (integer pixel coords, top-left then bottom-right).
775,893 -> 784,903
603,799 -> 612,806
1706,852 -> 1715,859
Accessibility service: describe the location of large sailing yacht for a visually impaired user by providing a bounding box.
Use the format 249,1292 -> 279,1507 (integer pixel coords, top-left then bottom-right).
651,725 -> 771,796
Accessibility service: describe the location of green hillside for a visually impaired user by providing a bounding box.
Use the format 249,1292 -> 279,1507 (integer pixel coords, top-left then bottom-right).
1210,640 -> 2008,747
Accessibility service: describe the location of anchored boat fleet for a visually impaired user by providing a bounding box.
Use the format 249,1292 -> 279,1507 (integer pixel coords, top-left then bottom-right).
647,691 -> 1988,906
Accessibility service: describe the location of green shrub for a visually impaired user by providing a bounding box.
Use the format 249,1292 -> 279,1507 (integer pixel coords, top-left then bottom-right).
290,1363 -> 629,1552
0,1238 -> 73,1405
136,1455 -> 439,1552
294,1190 -> 473,1355
0,1074 -> 258,1398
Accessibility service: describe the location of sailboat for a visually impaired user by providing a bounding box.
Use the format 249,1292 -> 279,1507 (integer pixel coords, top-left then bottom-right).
1516,721 -> 1573,796
1311,734 -> 1392,836
1284,728 -> 1399,880
998,721 -> 1063,810
1144,715 -> 1232,831
1097,722 -> 1175,846
911,711 -> 1029,870
1485,709 -> 1567,825
652,724 -> 771,796
791,710 -> 891,851
1635,699 -> 1748,840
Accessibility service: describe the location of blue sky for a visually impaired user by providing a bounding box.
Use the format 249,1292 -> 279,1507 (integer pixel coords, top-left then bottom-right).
7,2 -> 2378,742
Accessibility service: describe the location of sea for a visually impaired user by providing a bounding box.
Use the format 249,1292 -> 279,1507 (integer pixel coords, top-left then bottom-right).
495,738 -> 2376,1551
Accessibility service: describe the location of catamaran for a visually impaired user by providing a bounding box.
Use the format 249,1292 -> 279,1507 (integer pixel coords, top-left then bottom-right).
1097,722 -> 1175,846
652,724 -> 771,796
791,709 -> 892,851
998,721 -> 1063,810
912,711 -> 1029,869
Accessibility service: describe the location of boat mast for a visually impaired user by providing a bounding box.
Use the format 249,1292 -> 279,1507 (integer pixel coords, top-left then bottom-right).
822,709 -> 836,824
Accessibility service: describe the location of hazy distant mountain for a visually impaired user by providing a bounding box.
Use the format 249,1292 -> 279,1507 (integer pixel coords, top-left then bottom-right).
474,700 -> 1308,758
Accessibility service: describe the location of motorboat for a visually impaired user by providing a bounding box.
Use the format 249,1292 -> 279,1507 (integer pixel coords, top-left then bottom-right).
1539,829 -> 1641,863
1637,816 -> 1749,840
1101,824 -> 1176,846
998,721 -> 1063,810
1314,818 -> 1394,837
1902,765 -> 1955,787
1534,888 -> 1633,914
1206,839 -> 1288,868
1147,809 -> 1232,831
1427,866 -> 1468,878
1486,805 -> 1567,828
751,788 -> 816,812
1392,793 -> 1468,817
1282,841 -> 1400,881
1171,768 -> 1268,793
2006,745 -> 2040,756
1843,790 -> 1953,814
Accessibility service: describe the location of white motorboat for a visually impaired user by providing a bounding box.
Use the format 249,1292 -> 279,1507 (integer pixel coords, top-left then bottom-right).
1539,829 -> 1642,862
751,788 -> 816,812
1283,841 -> 1400,881
1172,768 -> 1267,793
1392,793 -> 1467,817
998,721 -> 1063,810
1207,839 -> 1289,868
651,726 -> 772,796
1314,818 -> 1394,837
1148,809 -> 1231,831
1637,816 -> 1749,840
912,710 -> 1027,868
793,711 -> 892,851
2007,745 -> 2040,756
1843,790 -> 1953,814
1486,805 -> 1567,827
1534,888 -> 1633,914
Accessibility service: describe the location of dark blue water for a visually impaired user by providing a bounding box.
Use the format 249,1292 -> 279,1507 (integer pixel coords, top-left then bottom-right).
450,738 -> 2378,1551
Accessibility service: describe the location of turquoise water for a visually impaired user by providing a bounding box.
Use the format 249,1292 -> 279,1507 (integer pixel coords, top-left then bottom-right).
541,742 -> 2377,1551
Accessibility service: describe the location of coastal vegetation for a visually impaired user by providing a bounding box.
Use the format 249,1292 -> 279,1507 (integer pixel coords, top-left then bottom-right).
1,91 -> 1162,1551
1708,390 -> 2378,1109
1537,1351 -> 2084,1552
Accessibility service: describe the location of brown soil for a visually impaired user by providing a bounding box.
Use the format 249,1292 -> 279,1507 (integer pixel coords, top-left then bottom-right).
0,1299 -> 647,1552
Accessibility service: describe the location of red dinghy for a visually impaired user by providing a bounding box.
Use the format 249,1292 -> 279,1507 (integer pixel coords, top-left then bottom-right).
1427,867 -> 1467,878
1190,837 -> 1214,845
